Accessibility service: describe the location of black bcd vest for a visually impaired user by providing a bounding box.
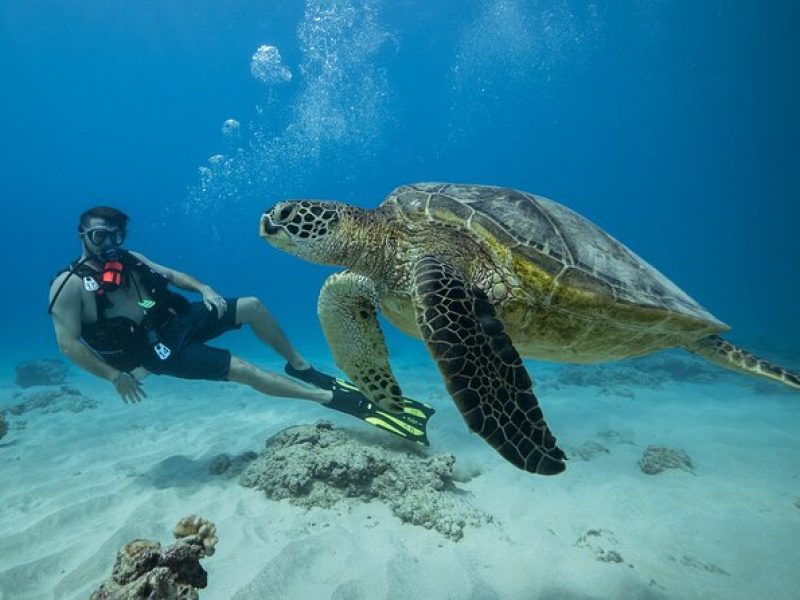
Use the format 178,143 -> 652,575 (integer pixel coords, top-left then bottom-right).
53,251 -> 189,371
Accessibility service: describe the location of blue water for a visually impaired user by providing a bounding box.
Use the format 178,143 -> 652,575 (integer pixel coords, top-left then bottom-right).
1,0 -> 798,360
0,2 -> 799,597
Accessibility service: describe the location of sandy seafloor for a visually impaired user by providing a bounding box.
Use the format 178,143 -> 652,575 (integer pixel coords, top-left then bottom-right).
1,341 -> 799,600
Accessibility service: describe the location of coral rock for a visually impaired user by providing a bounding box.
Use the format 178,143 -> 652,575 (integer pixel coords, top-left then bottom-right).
241,420 -> 490,540
568,441 -> 610,462
7,385 -> 96,415
173,515 -> 218,557
639,445 -> 694,475
208,451 -> 257,478
14,359 -> 68,387
89,516 -> 217,599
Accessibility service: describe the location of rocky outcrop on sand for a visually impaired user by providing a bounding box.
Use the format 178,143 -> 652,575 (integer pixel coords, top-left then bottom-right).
5,385 -> 96,415
89,515 -> 218,600
566,440 -> 611,462
14,359 -> 68,388
541,352 -> 720,398
208,451 -> 258,478
639,445 -> 694,475
240,420 -> 490,540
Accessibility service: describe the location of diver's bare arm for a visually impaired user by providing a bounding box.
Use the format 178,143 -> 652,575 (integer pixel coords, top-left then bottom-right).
129,251 -> 213,294
49,274 -> 120,382
59,337 -> 120,380
130,251 -> 227,315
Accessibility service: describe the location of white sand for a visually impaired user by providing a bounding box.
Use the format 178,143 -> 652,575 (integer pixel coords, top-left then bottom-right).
1,354 -> 798,600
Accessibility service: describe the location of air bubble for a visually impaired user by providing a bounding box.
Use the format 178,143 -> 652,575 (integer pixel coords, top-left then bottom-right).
222,119 -> 240,137
250,45 -> 293,85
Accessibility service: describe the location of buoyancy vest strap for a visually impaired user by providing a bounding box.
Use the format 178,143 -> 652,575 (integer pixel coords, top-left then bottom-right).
48,256 -> 94,315
49,251 -> 173,317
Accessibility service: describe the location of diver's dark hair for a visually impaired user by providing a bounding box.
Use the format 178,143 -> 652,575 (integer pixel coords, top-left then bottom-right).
78,206 -> 130,233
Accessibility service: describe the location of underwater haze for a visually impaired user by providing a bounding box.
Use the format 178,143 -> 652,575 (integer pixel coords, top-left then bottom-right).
1,0 -> 798,355
1,1 -> 799,599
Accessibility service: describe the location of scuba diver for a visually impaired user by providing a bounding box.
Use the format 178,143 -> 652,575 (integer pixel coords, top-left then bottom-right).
48,206 -> 433,444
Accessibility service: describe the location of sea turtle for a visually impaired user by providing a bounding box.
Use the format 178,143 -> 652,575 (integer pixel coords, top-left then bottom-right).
259,183 -> 799,475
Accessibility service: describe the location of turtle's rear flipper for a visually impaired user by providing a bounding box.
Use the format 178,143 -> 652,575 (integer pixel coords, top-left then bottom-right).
688,335 -> 800,390
412,256 -> 566,475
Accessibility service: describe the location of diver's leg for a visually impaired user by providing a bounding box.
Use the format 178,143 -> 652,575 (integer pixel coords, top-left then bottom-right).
227,356 -> 332,402
234,296 -> 309,370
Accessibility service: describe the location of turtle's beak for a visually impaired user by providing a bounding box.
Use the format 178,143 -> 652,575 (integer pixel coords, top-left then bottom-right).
259,212 -> 281,238
259,208 -> 296,253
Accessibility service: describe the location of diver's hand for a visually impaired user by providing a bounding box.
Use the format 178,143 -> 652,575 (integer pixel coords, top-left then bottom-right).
201,287 -> 227,318
113,371 -> 147,403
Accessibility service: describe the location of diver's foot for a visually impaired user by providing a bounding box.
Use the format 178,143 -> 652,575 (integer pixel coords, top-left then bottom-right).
284,362 -> 337,391
326,381 -> 370,415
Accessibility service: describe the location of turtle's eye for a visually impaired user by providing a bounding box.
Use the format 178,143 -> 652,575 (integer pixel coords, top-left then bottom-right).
277,205 -> 295,222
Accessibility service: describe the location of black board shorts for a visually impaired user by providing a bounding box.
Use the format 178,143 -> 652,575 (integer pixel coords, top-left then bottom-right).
141,297 -> 241,381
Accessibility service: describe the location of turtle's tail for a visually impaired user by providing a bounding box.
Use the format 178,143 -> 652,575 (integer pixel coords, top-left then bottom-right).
687,335 -> 800,391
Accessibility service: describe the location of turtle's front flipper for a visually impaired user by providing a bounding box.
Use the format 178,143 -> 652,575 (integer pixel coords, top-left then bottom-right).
318,271 -> 406,413
688,335 -> 800,390
412,256 -> 566,475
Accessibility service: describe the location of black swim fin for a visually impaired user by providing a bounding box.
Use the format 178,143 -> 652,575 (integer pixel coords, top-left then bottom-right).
285,363 -> 435,446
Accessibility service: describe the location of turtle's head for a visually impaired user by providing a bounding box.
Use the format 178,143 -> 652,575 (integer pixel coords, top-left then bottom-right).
260,200 -> 355,265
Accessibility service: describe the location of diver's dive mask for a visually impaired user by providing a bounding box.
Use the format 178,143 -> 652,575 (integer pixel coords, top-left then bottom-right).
80,225 -> 126,263
80,225 -> 125,246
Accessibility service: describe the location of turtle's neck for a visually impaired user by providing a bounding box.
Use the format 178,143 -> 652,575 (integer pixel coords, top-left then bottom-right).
336,205 -> 397,279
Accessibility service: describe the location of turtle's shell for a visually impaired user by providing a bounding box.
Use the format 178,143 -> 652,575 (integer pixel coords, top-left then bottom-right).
385,182 -> 724,326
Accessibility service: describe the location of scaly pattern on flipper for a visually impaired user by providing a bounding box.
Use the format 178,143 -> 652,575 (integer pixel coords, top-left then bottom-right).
689,335 -> 800,390
412,256 -> 566,475
318,271 -> 406,412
